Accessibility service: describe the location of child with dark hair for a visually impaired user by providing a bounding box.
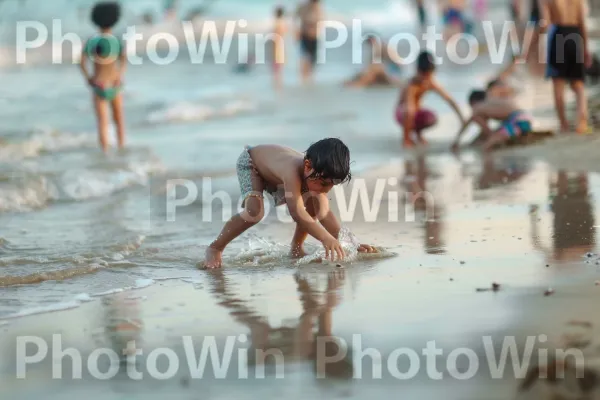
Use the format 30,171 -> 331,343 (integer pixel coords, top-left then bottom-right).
79,1 -> 126,152
204,139 -> 377,268
451,89 -> 533,151
395,51 -> 464,147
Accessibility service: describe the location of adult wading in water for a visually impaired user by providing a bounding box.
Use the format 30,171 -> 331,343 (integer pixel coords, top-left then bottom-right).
295,0 -> 323,84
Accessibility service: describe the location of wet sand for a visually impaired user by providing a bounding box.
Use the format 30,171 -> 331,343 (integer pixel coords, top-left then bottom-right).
2,154 -> 600,400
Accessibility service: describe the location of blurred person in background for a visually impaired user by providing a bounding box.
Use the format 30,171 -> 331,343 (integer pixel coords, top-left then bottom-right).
295,0 -> 324,84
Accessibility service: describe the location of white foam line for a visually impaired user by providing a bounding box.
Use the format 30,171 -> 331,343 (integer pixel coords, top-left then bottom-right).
2,301 -> 81,320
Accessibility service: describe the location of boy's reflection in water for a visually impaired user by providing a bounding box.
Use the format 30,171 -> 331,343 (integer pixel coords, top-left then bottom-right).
403,155 -> 446,254
531,171 -> 595,261
207,270 -> 353,380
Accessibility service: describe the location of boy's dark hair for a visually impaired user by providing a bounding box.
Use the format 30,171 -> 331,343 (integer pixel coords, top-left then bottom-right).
487,79 -> 500,90
469,90 -> 486,105
304,138 -> 351,184
91,2 -> 121,29
275,6 -> 284,17
417,51 -> 435,73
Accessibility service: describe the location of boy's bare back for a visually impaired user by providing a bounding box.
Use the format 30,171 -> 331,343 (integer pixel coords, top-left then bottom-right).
544,0 -> 585,25
473,97 -> 521,121
248,145 -> 304,191
400,77 -> 434,108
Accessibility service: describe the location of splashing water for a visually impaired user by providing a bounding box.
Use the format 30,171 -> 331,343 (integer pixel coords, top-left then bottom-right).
226,228 -> 394,267
296,227 -> 362,265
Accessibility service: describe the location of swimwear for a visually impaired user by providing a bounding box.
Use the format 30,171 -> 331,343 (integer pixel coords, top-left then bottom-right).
498,110 -> 532,138
546,25 -> 585,81
300,35 -> 318,65
84,35 -> 123,101
385,61 -> 402,76
91,82 -> 121,101
395,107 -> 438,131
236,146 -> 307,207
443,7 -> 465,27
84,34 -> 123,60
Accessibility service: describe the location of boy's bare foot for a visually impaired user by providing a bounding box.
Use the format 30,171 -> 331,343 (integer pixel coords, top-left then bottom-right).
290,246 -> 308,258
417,136 -> 429,145
560,123 -> 570,133
403,138 -> 415,148
576,122 -> 591,134
204,246 -> 223,269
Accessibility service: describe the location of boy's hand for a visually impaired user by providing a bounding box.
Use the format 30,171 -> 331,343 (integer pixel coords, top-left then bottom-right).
585,51 -> 593,69
322,236 -> 345,262
358,244 -> 378,253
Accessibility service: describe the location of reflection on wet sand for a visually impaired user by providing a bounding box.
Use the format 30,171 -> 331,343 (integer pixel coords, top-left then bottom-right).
101,293 -> 143,357
531,171 -> 596,261
207,270 -> 353,379
402,153 -> 533,255
477,155 -> 528,190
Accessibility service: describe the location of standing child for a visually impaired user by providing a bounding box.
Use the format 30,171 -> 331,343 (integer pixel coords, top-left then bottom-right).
203,139 -> 377,269
273,6 -> 287,89
451,90 -> 533,151
442,0 -> 467,40
542,0 -> 592,133
79,1 -> 126,153
395,51 -> 465,147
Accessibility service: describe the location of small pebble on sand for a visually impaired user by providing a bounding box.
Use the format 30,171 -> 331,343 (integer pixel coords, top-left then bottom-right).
492,283 -> 500,291
595,281 -> 600,286
544,288 -> 555,296
460,261 -> 465,265
546,264 -> 550,267
336,264 -> 343,268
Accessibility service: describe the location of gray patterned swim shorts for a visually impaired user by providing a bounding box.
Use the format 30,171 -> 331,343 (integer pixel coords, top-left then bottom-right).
236,146 -> 288,206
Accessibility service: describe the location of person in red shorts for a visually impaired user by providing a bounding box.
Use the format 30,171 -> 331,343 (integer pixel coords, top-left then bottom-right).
395,51 -> 465,147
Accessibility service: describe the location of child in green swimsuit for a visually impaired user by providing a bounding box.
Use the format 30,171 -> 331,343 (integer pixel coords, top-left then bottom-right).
79,1 -> 126,153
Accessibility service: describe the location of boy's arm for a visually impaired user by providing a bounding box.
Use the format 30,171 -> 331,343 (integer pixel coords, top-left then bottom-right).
79,42 -> 91,84
580,0 -> 591,67
538,0 -> 550,32
117,44 -> 127,82
451,115 -> 474,149
318,195 -> 378,253
399,84 -> 416,138
432,81 -> 465,124
283,176 -> 344,260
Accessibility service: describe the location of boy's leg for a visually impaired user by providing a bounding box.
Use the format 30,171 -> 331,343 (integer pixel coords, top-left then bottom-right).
204,195 -> 265,269
111,93 -> 126,149
482,132 -> 507,152
570,80 -> 589,133
414,109 -> 437,145
551,78 -> 569,132
395,107 -> 416,147
205,159 -> 266,269
93,95 -> 110,152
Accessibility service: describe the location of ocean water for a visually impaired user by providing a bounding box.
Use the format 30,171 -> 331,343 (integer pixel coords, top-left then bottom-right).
0,0 -> 521,317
